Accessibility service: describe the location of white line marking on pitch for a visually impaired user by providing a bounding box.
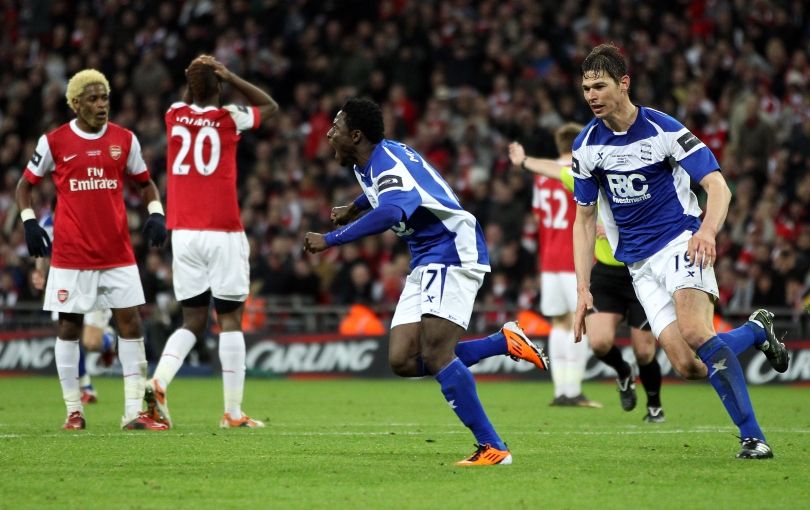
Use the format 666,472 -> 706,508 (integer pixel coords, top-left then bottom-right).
2,427 -> 808,440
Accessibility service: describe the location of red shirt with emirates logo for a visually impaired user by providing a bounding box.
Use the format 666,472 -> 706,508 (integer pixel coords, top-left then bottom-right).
165,102 -> 259,231
24,120 -> 150,269
532,169 -> 576,273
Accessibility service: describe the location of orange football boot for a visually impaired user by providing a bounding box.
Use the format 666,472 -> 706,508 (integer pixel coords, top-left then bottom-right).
219,413 -> 265,428
503,321 -> 549,371
456,444 -> 512,466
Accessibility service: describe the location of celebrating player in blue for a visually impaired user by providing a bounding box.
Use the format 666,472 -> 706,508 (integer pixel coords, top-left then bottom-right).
304,98 -> 549,466
571,44 -> 789,459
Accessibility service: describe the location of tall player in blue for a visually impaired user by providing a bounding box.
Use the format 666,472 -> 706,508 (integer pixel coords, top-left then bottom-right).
571,44 -> 789,459
305,98 -> 549,466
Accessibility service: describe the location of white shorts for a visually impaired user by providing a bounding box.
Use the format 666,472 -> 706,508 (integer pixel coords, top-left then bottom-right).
172,229 -> 250,302
84,309 -> 113,329
44,265 -> 145,314
540,272 -> 577,317
628,230 -> 719,338
390,264 -> 486,330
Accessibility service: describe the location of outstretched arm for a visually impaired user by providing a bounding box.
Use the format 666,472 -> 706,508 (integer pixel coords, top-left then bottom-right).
304,203 -> 403,254
508,142 -> 566,180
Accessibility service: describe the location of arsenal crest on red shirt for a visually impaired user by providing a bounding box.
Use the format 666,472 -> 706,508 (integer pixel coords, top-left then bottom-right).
109,145 -> 122,160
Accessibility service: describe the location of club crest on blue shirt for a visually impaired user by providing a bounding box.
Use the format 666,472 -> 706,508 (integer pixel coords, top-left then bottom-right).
639,142 -> 653,163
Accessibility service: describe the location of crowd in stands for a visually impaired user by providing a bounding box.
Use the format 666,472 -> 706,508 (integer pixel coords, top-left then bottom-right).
1,0 -> 809,335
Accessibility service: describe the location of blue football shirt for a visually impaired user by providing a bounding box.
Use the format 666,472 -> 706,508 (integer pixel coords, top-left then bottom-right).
572,107 -> 719,263
352,140 -> 490,271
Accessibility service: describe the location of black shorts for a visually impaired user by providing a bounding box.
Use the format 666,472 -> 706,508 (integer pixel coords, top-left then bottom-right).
589,261 -> 650,331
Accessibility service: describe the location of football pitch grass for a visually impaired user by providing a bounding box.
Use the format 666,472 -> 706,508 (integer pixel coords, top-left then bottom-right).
1,377 -> 808,510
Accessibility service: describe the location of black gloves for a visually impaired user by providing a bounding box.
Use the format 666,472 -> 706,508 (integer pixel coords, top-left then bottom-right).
143,213 -> 167,247
23,219 -> 52,257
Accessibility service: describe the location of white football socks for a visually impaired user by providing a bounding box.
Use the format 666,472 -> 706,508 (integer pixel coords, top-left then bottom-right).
565,331 -> 590,397
118,337 -> 147,420
55,338 -> 82,415
219,331 -> 246,419
548,327 -> 569,398
549,328 -> 592,398
153,328 -> 196,390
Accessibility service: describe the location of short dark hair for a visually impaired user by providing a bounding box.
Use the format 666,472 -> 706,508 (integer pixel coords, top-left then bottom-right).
187,61 -> 219,103
342,98 -> 384,143
581,43 -> 627,84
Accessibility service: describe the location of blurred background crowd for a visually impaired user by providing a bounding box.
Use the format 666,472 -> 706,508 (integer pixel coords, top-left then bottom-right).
1,0 -> 809,338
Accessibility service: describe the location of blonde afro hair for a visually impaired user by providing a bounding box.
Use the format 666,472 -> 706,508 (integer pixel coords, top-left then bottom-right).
65,69 -> 110,112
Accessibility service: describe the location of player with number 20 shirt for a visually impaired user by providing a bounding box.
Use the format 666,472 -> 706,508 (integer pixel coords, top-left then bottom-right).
144,55 -> 278,430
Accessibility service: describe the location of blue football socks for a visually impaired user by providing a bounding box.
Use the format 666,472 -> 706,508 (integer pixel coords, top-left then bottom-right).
78,344 -> 87,379
454,331 -> 507,367
102,331 -> 114,352
436,358 -> 506,450
717,323 -> 766,356
697,337 -> 765,440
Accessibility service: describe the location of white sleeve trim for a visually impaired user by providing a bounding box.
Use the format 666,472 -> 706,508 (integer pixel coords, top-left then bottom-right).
126,132 -> 148,175
26,135 -> 55,176
166,101 -> 189,113
224,104 -> 255,133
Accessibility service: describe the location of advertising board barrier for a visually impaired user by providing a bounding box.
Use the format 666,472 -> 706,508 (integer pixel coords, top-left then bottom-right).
2,330 -> 809,385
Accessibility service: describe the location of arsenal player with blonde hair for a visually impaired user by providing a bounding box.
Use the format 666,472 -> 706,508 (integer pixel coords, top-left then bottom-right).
16,68 -> 169,431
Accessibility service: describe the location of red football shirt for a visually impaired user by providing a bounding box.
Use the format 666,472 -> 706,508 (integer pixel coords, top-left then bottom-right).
24,120 -> 150,269
532,173 -> 576,272
165,102 -> 259,231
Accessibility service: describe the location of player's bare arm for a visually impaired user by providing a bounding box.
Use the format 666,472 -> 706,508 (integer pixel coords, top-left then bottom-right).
15,175 -> 34,211
509,141 -> 565,180
32,255 -> 49,291
689,171 -> 731,269
196,54 -> 279,120
573,203 -> 598,342
139,178 -> 162,205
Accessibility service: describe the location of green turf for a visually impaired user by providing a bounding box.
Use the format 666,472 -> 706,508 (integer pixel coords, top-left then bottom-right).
1,377 -> 808,510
